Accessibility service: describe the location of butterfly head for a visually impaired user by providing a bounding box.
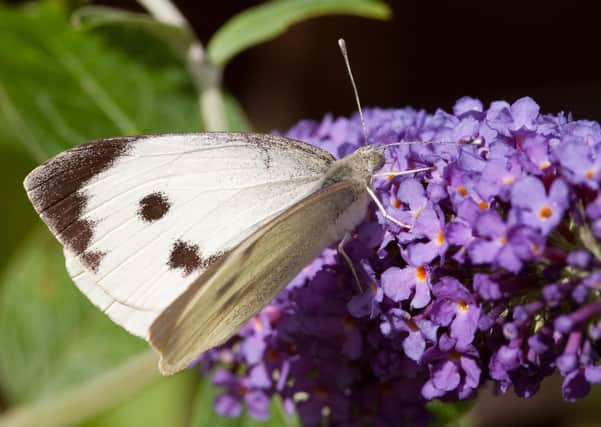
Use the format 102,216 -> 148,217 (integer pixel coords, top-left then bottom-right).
349,145 -> 386,182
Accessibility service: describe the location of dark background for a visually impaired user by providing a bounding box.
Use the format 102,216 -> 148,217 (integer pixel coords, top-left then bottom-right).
100,0 -> 601,132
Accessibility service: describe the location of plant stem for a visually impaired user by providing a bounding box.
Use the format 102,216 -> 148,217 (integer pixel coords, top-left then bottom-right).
199,85 -> 227,131
0,350 -> 160,427
136,0 -> 229,131
136,0 -> 188,27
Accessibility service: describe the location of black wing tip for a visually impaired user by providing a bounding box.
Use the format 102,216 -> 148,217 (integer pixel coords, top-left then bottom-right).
23,135 -> 139,192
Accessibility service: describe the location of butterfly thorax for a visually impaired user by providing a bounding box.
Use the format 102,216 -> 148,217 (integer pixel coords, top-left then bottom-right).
318,145 -> 385,189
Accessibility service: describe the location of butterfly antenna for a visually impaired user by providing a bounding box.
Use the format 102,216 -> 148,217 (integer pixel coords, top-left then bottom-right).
338,38 -> 369,146
384,137 -> 483,148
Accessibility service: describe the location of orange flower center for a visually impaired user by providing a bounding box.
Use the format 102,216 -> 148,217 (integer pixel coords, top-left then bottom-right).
539,206 -> 553,219
457,300 -> 469,313
531,243 -> 540,256
586,168 -> 596,180
478,201 -> 489,210
449,350 -> 461,362
254,317 -> 263,332
539,160 -> 551,170
392,198 -> 401,208
436,231 -> 445,245
407,319 -> 419,332
415,266 -> 427,282
456,185 -> 469,196
499,235 -> 508,245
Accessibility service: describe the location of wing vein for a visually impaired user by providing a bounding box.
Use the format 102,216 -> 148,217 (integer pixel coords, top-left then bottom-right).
85,175 -> 319,305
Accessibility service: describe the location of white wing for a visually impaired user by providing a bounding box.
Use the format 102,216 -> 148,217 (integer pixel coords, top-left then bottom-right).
24,133 -> 334,338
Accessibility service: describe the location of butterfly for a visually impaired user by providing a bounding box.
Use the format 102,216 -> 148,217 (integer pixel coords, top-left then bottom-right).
23,132 -> 394,374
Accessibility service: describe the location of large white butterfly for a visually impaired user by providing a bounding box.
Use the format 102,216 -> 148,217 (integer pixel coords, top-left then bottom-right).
24,131 -> 392,374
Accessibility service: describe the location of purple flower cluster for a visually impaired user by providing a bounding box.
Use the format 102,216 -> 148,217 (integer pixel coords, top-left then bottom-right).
200,97 -> 601,426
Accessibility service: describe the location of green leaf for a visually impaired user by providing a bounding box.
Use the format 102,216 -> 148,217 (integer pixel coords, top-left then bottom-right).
71,5 -> 194,59
0,2 -> 201,161
207,0 -> 391,67
81,368 -> 196,427
0,228 -> 145,404
191,380 -> 301,427
427,399 -> 473,427
0,352 -> 162,427
0,146 -> 36,274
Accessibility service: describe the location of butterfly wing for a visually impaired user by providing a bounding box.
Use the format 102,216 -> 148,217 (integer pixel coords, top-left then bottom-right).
149,179 -> 370,374
24,132 -> 334,338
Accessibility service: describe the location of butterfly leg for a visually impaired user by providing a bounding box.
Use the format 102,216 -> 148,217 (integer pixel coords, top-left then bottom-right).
372,166 -> 433,178
365,186 -> 411,230
338,233 -> 363,294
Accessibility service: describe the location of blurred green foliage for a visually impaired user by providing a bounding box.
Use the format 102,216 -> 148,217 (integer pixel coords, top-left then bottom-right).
71,5 -> 195,58
0,2 -> 201,160
0,229 -> 145,403
80,372 -> 195,427
427,400 -> 473,427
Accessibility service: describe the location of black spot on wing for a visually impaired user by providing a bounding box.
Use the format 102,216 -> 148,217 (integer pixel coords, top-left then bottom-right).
138,192 -> 170,222
168,240 -> 202,276
167,240 -> 224,277
80,251 -> 105,273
